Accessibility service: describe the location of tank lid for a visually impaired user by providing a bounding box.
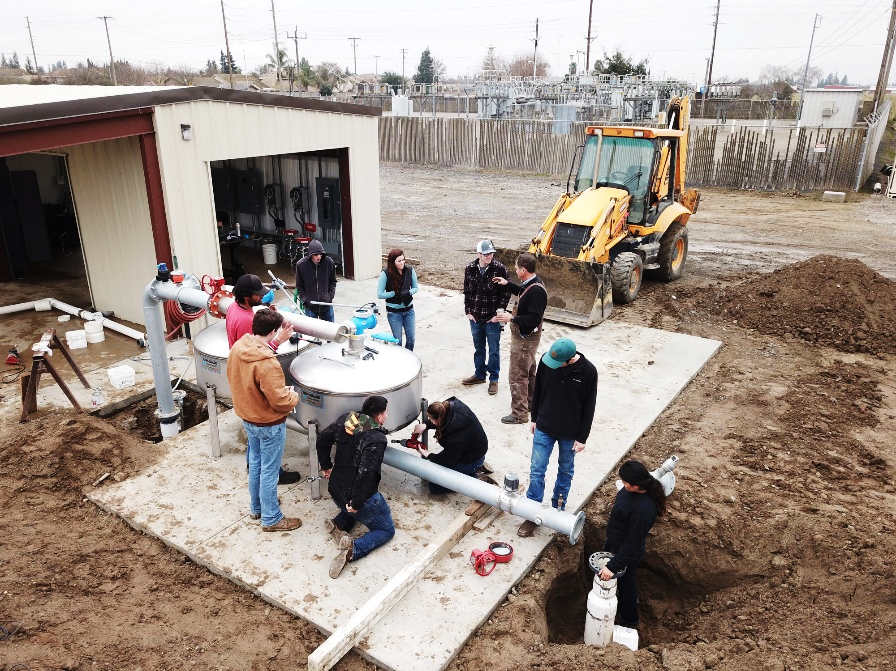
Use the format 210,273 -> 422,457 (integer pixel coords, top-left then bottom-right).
193,321 -> 310,359
290,340 -> 421,394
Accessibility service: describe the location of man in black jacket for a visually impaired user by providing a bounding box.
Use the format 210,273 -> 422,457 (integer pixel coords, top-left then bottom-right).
295,239 -> 337,322
493,253 -> 548,424
518,338 -> 598,537
316,396 -> 394,578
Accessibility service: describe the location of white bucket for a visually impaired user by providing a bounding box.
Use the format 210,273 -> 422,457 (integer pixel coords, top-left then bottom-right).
262,243 -> 278,265
84,320 -> 104,334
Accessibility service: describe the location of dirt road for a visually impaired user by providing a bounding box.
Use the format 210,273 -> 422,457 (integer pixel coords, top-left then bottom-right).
1,164 -> 894,671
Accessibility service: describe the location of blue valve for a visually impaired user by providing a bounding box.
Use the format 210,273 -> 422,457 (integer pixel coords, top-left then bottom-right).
260,289 -> 275,305
351,312 -> 378,335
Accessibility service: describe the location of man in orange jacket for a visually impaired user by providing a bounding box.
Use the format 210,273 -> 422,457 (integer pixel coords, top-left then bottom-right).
227,308 -> 302,532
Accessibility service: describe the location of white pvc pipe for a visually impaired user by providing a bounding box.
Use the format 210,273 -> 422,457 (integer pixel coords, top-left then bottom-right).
48,299 -> 147,344
0,300 -> 40,315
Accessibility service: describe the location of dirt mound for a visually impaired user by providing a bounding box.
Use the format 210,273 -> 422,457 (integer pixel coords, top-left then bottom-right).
695,255 -> 896,354
0,412 -> 156,498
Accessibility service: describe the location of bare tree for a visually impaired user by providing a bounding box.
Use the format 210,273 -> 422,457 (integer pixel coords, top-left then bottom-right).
168,66 -> 197,86
479,48 -> 507,77
507,52 -> 549,77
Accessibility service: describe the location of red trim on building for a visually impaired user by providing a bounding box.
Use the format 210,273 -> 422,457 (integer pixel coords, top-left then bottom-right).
138,134 -> 174,271
337,148 -> 355,280
0,110 -> 154,158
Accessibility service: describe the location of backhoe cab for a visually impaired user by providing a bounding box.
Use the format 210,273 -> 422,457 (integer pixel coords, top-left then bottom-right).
497,97 -> 700,327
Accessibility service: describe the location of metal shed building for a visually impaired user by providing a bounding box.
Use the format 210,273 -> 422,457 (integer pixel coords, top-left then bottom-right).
798,88 -> 864,128
0,85 -> 382,325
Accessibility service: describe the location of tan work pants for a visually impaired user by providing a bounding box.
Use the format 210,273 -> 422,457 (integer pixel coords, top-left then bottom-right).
508,323 -> 542,421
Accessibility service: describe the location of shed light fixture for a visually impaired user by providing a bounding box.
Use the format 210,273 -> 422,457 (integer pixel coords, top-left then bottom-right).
180,124 -> 193,141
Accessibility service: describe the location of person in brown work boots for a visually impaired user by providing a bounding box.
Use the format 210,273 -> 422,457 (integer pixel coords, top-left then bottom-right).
227,308 -> 302,533
492,253 -> 547,424
462,239 -> 511,395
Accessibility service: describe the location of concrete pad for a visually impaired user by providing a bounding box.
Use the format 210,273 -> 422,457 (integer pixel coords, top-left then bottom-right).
822,190 -> 846,203
88,278 -> 721,671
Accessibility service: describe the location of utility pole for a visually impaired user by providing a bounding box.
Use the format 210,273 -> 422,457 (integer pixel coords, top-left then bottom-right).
401,48 -> 409,89
700,0 -> 721,117
585,0 -> 595,74
271,0 -> 281,89
373,55 -> 380,79
97,16 -> 117,86
797,14 -> 822,125
26,16 -> 39,74
348,37 -> 360,74
220,0 -> 233,89
873,0 -> 896,113
530,18 -> 539,78
287,27 -> 307,93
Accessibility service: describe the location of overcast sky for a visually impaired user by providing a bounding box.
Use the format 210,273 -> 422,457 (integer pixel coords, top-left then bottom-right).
0,0 -> 890,86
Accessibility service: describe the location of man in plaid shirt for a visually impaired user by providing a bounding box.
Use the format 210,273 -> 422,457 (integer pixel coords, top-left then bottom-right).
462,240 -> 511,395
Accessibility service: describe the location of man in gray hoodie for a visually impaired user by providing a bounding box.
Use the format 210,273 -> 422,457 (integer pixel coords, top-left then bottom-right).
295,239 -> 337,322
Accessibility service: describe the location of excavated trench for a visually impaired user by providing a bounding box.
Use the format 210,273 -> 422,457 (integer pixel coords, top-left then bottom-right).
543,520 -> 723,646
94,383 -> 228,442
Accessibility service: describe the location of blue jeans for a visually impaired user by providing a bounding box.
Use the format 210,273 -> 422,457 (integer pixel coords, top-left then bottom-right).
304,305 -> 335,322
428,455 -> 486,494
332,492 -> 395,561
470,320 -> 501,382
525,428 -> 576,510
387,309 -> 415,351
244,421 -> 286,527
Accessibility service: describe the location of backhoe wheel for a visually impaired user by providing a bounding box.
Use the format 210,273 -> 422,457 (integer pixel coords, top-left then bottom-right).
610,252 -> 644,304
655,222 -> 689,281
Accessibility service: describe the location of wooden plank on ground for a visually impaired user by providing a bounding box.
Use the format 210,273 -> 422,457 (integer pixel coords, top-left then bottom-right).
307,503 -> 490,671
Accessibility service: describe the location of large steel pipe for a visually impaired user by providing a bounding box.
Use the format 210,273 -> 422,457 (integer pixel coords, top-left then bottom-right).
383,446 -> 585,544
143,282 -> 180,438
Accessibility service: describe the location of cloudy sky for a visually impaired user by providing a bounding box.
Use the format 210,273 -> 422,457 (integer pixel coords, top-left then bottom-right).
0,0 -> 890,86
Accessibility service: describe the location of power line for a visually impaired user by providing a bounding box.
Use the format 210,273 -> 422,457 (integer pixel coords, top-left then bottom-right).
348,36 -> 360,74
97,16 -> 117,86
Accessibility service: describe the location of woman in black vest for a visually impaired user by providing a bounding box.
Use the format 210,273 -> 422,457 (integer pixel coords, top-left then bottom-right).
376,248 -> 418,350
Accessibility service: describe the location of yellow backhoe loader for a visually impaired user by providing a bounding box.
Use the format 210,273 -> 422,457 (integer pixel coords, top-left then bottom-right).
497,97 -> 700,326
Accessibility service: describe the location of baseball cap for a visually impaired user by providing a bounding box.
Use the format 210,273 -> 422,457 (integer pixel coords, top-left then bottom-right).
234,274 -> 266,295
477,239 -> 496,254
542,338 -> 577,369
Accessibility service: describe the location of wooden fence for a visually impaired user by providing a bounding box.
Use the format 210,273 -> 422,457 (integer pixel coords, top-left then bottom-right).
687,125 -> 867,192
379,116 -> 871,192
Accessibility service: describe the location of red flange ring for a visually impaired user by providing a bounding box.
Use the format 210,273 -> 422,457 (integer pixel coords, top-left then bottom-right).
208,289 -> 233,319
488,542 -> 514,563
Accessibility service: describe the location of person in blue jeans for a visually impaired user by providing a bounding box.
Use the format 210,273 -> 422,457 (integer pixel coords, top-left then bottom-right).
316,396 -> 395,578
462,240 -> 510,396
411,397 -> 489,493
376,248 -> 418,350
518,337 -> 598,537
226,308 -> 302,532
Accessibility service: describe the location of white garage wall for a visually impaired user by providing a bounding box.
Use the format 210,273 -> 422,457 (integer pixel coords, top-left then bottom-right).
60,137 -> 157,325
152,101 -> 382,282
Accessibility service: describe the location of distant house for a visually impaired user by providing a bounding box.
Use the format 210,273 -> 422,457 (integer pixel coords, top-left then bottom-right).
798,88 -> 864,128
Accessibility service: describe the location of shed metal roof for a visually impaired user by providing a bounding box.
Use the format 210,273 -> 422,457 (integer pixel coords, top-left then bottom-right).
0,84 -> 381,128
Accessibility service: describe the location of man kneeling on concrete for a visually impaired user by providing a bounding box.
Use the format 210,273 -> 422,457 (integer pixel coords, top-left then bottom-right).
317,396 -> 394,578
227,308 -> 302,532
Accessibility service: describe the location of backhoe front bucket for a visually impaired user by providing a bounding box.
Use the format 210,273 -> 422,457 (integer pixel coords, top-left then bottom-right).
495,248 -> 613,327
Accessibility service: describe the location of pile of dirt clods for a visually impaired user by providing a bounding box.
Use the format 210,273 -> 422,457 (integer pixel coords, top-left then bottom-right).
695,255 -> 896,355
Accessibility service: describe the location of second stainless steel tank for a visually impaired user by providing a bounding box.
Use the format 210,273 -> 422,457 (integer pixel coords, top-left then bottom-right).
289,339 -> 423,432
193,321 -> 312,400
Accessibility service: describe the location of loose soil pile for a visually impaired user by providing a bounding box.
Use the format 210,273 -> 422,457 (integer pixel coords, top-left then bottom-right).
692,255 -> 896,355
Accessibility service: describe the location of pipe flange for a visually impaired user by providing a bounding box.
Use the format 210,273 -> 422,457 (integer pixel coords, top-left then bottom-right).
208,289 -> 233,319
588,551 -> 614,574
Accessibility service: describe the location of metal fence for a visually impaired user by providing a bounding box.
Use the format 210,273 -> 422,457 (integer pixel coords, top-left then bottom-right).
379,116 -> 877,192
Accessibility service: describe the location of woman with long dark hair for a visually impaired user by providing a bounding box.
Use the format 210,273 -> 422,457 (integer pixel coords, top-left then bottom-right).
411,397 -> 489,493
597,460 -> 667,628
376,248 -> 418,351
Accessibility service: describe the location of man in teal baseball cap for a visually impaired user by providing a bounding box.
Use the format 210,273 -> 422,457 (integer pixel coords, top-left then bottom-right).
518,337 -> 598,537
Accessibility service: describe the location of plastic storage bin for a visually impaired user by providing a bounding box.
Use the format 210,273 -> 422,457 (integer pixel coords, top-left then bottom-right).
108,365 -> 136,389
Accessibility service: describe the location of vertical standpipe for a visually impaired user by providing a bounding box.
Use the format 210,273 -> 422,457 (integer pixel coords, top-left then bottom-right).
584,552 -> 619,647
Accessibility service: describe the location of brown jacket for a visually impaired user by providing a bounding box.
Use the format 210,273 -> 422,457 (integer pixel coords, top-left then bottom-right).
227,334 -> 299,426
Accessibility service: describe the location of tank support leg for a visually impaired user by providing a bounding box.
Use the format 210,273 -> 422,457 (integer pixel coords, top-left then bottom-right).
308,421 -> 321,500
